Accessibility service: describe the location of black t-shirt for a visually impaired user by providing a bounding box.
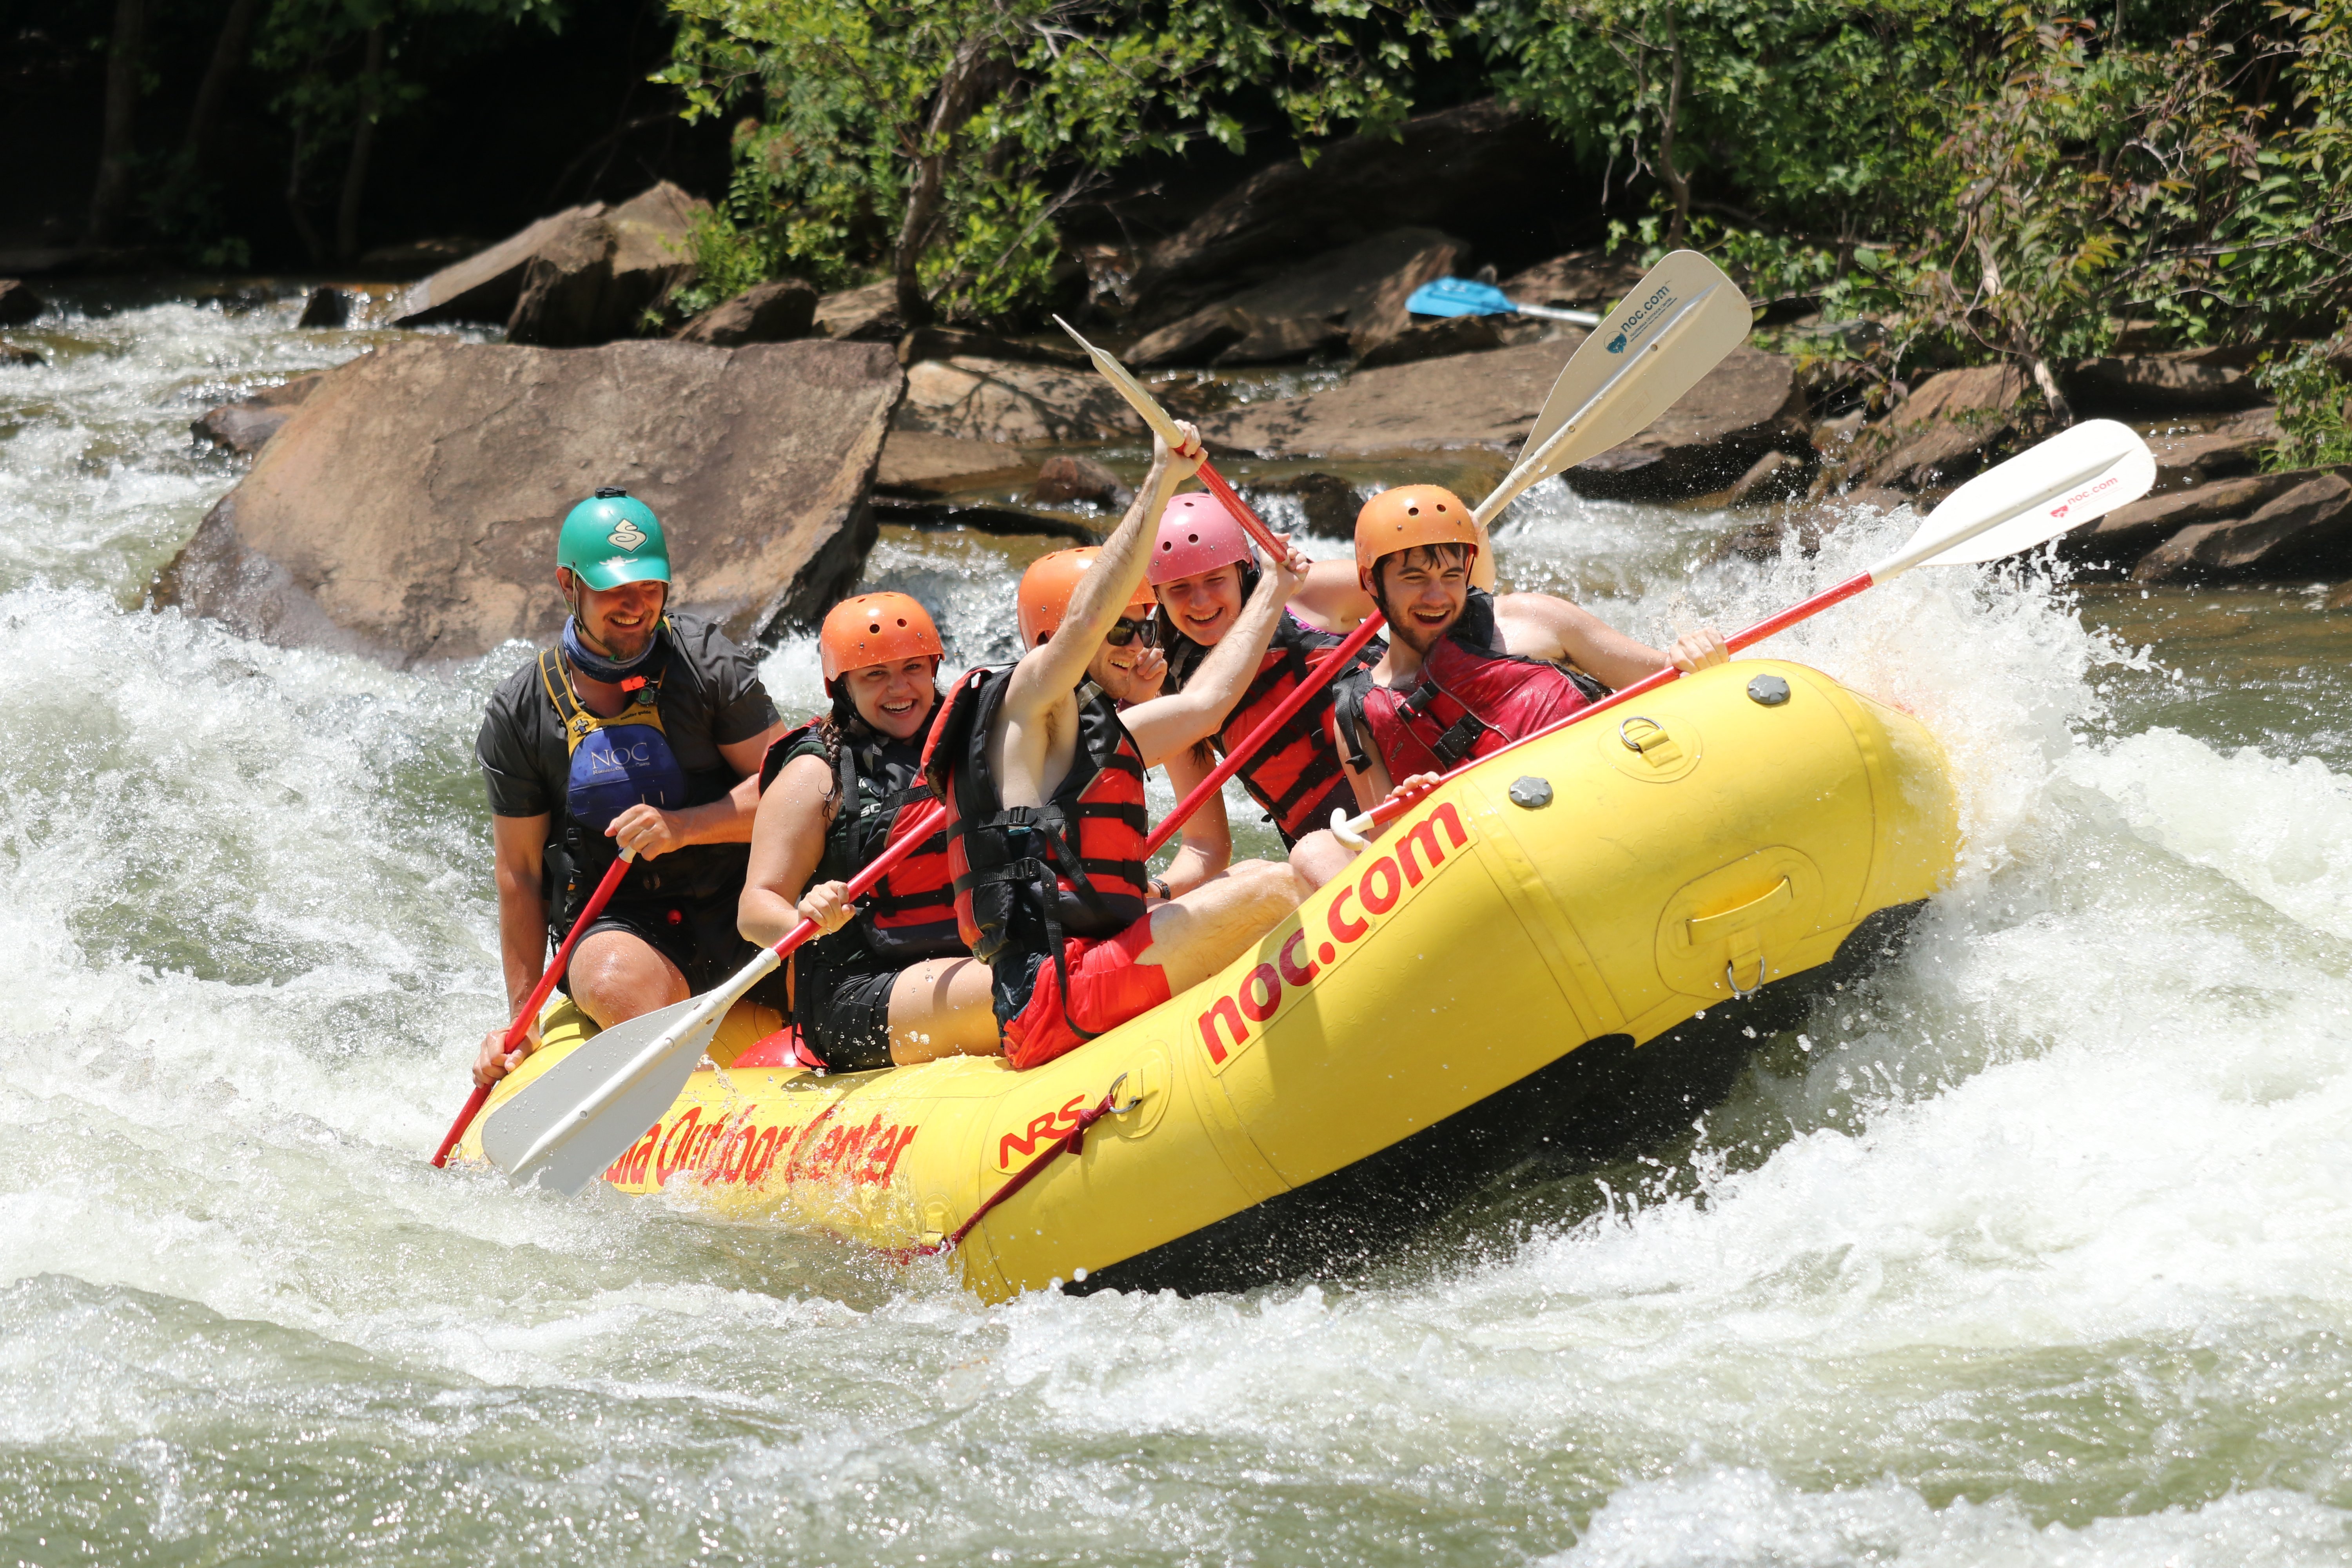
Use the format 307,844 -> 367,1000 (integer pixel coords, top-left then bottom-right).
476,613 -> 779,915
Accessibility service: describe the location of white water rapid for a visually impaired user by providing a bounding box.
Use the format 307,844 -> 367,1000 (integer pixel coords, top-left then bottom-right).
2,287 -> 2349,1566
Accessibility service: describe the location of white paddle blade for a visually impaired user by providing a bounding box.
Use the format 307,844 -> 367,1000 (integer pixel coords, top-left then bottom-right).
481,996 -> 724,1196
1053,315 -> 1185,447
1491,250 -> 1751,512
1886,419 -> 2157,575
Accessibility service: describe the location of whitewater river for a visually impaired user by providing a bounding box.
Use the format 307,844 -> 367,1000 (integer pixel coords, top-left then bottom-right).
4,287 -> 2352,1566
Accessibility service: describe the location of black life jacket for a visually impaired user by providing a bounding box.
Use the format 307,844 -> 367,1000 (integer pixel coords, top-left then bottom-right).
920,665 -> 1150,1028
759,715 -> 963,969
1334,589 -> 1609,780
537,626 -> 737,902
1161,608 -> 1383,847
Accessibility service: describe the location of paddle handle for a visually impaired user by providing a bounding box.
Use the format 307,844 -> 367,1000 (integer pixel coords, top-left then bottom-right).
1145,609 -> 1387,857
432,846 -> 637,1168
1185,455 -> 1289,562
1348,569 -> 1874,834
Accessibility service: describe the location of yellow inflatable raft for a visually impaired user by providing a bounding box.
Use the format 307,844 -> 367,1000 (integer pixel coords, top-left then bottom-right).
457,659 -> 1956,1300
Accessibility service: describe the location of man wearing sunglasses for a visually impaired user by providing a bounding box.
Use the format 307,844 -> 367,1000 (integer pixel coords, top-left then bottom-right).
922,420 -> 1350,1070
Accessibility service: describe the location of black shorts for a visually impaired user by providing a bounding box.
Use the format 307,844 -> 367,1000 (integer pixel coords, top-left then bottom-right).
795,962 -> 900,1073
558,891 -> 791,1011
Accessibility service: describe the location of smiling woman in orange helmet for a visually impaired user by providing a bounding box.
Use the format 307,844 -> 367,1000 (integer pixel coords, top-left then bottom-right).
1328,484 -> 1731,813
737,592 -> 997,1069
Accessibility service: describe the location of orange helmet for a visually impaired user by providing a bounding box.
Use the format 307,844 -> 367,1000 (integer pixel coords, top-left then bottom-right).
1016,547 -> 1155,648
1354,485 -> 1479,587
818,591 -> 944,685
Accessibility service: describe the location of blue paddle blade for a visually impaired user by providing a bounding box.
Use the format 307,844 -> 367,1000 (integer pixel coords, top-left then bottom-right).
1407,277 -> 1517,318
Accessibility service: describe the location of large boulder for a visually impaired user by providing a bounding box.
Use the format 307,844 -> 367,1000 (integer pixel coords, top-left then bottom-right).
2055,471 -> 2303,574
1851,364 -> 2029,492
1197,336 -> 1805,501
872,430 -> 1034,494
893,355 -> 1134,445
813,279 -> 907,343
1129,100 -> 1565,310
674,278 -> 819,347
2131,471 -> 2352,582
156,338 -> 902,665
2063,345 -> 2270,416
392,182 -> 707,344
1129,228 -> 1468,366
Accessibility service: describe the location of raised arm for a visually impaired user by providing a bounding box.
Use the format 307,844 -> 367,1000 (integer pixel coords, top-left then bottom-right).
1002,423 -> 1202,728
1121,539 -> 1308,767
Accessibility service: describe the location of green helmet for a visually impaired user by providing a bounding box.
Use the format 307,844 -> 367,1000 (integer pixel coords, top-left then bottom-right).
558,488 -> 671,591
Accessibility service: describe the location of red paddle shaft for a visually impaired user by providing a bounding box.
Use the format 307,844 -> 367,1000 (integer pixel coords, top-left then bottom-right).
431,848 -> 637,1167
1358,569 -> 1875,833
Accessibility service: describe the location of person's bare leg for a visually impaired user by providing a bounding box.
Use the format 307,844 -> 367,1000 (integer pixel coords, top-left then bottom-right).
886,956 -> 1004,1064
568,929 -> 690,1030
1287,828 -> 1357,892
1137,860 -> 1311,995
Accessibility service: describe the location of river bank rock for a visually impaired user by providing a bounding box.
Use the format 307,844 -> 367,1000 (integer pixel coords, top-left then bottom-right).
674,279 -> 818,347
873,430 -> 1034,494
190,371 -> 327,455
897,326 -> 1084,368
157,338 -> 901,665
1130,228 -> 1467,366
2057,471 -> 2303,573
1197,336 -> 1805,501
1501,250 -> 1648,312
389,182 -> 705,343
813,280 -> 907,343
2063,345 -> 2270,416
893,355 -> 1133,445
1027,454 -> 1130,509
0,279 -> 47,325
2130,470 -> 2352,583
2145,408 -> 2278,491
1840,364 -> 2030,494
1129,100 -> 1561,312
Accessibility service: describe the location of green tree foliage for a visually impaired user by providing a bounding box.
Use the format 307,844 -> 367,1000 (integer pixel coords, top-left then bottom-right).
659,0 -> 1457,323
1485,0 -> 2352,388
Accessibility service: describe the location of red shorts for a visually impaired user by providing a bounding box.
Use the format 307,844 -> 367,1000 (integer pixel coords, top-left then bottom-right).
1002,912 -> 1171,1071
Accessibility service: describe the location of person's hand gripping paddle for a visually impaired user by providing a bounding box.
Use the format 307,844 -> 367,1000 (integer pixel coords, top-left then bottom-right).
476,804 -> 947,1195
428,846 -> 636,1169
1333,419 -> 2160,843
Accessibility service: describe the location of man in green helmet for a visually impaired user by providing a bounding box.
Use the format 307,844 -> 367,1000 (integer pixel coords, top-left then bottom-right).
471,488 -> 788,1085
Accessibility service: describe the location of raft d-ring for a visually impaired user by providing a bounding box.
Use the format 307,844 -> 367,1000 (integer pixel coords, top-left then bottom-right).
1725,961 -> 1764,1001
1620,715 -> 1665,753
1105,1072 -> 1145,1116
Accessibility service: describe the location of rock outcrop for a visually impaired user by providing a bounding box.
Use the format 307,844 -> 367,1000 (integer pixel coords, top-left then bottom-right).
674,278 -> 818,347
1130,229 -> 1467,366
1500,250 -> 1648,313
812,280 -> 907,343
2057,472 -> 2302,572
894,355 -> 1135,445
190,372 -> 327,455
1849,364 -> 2030,492
2063,345 -> 2270,416
2145,408 -> 2278,492
1129,100 -> 1564,311
157,338 -> 902,665
2130,471 -> 2352,583
389,183 -> 706,345
1199,337 -> 1805,501
1027,454 -> 1131,509
873,431 -> 1034,494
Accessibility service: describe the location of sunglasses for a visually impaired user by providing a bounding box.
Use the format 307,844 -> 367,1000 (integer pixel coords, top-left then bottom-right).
1103,615 -> 1156,648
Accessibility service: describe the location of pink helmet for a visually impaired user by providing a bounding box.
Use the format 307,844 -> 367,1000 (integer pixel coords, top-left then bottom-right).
1148,492 -> 1257,586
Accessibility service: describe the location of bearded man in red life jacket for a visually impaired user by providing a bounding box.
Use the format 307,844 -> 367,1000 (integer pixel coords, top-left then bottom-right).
920,421 -> 1358,1071
1328,484 -> 1731,810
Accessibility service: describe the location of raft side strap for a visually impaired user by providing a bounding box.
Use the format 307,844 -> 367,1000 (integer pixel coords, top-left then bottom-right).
879,1075 -> 1141,1263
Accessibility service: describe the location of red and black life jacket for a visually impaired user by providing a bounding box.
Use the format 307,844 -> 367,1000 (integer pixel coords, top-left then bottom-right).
920,665 -> 1150,1030
1160,608 -> 1383,847
1335,589 -> 1609,780
759,716 -> 963,967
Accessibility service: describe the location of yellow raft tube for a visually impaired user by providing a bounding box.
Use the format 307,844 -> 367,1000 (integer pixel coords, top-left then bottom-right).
457,659 -> 1956,1300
